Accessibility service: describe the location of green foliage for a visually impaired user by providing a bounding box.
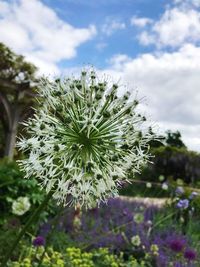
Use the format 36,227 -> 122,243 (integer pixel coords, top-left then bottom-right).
7,246 -> 146,267
0,42 -> 37,83
47,231 -> 77,253
150,146 -> 200,185
149,130 -> 186,149
192,195 -> 200,215
120,145 -> 200,198
92,248 -> 145,267
0,123 -> 5,157
0,158 -> 56,222
0,158 -> 58,263
65,247 -> 94,267
92,248 -> 122,267
0,228 -> 20,263
165,130 -> 186,148
119,180 -> 169,198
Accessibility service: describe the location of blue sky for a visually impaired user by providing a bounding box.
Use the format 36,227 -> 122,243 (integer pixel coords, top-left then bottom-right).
42,0 -> 166,69
0,0 -> 200,151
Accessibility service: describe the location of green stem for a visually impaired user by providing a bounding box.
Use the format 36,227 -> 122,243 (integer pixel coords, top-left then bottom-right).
0,190 -> 54,267
0,180 -> 15,188
37,206 -> 64,267
147,211 -> 176,237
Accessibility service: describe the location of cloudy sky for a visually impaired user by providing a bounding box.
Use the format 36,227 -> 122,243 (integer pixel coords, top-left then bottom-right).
0,0 -> 200,151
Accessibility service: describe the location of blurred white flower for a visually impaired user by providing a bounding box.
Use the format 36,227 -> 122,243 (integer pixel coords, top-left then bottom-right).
131,235 -> 141,246
158,175 -> 165,182
134,213 -> 144,224
146,182 -> 152,188
12,197 -> 31,216
162,182 -> 168,190
17,70 -> 156,208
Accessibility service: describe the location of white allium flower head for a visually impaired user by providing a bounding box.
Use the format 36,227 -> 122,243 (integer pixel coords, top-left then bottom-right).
146,182 -> 152,188
17,70 -> 155,209
131,235 -> 141,247
162,182 -> 168,190
12,197 -> 31,216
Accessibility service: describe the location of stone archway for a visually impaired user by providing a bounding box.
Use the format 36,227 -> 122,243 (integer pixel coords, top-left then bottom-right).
0,79 -> 36,159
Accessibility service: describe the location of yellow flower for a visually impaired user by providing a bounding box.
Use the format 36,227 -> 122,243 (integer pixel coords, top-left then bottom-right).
150,244 -> 159,256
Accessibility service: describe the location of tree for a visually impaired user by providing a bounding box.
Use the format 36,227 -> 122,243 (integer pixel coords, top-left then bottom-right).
148,128 -> 186,149
0,42 -> 38,159
165,130 -> 186,148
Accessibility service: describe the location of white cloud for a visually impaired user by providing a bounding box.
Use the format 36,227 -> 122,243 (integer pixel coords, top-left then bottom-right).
130,16 -> 152,28
96,42 -> 107,51
158,122 -> 200,152
190,0 -> 200,6
138,31 -> 154,46
0,0 -> 96,74
105,44 -> 200,151
174,0 -> 200,7
102,18 -> 126,36
109,54 -> 131,67
138,7 -> 200,48
0,1 -> 10,13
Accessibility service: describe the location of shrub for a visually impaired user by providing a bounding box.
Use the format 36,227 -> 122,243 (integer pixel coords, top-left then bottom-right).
120,146 -> 200,197
148,146 -> 200,185
0,158 -> 56,223
8,246 -> 142,267
0,158 -> 57,262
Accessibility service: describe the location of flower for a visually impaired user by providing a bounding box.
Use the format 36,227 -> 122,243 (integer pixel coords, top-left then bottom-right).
161,183 -> 168,190
145,220 -> 152,227
175,186 -> 184,196
12,197 -> 31,216
150,244 -> 159,256
158,175 -> 165,182
134,213 -> 144,224
189,191 -> 198,199
40,197 -> 158,252
33,236 -> 45,247
184,248 -> 197,261
131,235 -> 141,246
169,238 -> 185,252
146,182 -> 152,188
176,199 -> 189,209
17,70 -> 155,208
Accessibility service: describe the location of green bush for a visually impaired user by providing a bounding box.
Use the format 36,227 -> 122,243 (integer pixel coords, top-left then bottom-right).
8,246 -> 144,267
148,146 -> 200,185
120,146 -> 200,197
0,158 -> 56,221
0,158 -> 57,262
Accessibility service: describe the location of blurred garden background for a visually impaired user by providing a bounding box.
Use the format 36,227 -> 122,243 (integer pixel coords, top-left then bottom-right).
1,0 -> 200,266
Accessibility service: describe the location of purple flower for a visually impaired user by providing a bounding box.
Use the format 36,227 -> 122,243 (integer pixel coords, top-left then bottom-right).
169,239 -> 185,252
33,236 -> 45,247
176,199 -> 189,209
173,262 -> 183,267
184,249 -> 197,261
175,187 -> 184,196
189,192 -> 198,200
